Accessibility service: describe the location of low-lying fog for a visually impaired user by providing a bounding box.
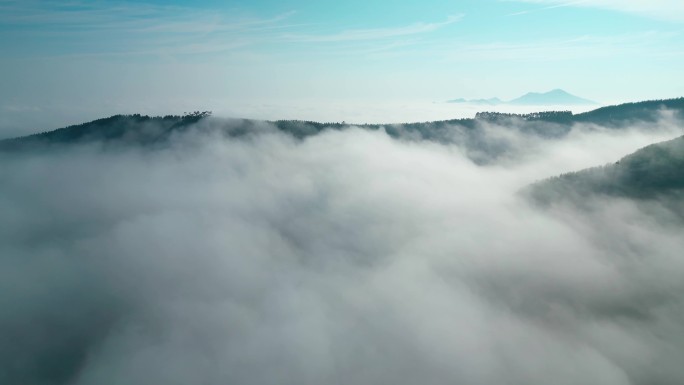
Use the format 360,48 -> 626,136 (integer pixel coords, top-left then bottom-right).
1,116 -> 683,385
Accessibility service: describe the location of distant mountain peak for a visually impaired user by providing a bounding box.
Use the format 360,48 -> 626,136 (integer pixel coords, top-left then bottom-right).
447,97 -> 503,105
447,89 -> 597,106
509,89 -> 597,106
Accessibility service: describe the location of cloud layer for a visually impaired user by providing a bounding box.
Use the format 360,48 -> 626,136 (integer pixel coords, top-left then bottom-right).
1,118 -> 684,385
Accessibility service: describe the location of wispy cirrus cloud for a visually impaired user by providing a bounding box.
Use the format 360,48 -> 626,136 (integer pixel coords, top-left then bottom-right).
0,1 -> 462,57
0,0 -> 298,56
507,0 -> 589,16
280,15 -> 463,43
446,31 -> 681,60
326,29 -> 681,63
508,0 -> 684,21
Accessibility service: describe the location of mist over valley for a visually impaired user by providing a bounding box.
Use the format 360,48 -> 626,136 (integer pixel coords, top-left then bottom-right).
4,0 -> 684,383
2,99 -> 684,385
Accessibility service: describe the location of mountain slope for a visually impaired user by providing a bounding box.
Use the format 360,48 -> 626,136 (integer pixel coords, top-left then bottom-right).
0,112 -> 212,152
1,98 -> 683,166
526,135 -> 684,205
574,98 -> 684,126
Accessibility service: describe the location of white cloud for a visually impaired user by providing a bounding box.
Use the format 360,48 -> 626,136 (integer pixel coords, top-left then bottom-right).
2,116 -> 684,384
0,0 -> 297,56
511,0 -> 684,21
280,15 -> 463,43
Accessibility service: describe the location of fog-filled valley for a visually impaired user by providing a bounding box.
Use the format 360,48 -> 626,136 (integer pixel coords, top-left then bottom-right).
2,100 -> 684,385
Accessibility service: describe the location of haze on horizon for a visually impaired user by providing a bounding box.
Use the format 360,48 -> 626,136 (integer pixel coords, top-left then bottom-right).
1,0 -> 684,136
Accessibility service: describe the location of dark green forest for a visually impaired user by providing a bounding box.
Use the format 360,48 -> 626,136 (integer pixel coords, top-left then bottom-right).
3,98 -> 682,149
2,98 -> 683,168
526,134 -> 684,214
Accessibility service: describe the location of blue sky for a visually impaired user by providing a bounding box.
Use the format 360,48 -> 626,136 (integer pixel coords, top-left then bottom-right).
1,0 -> 683,132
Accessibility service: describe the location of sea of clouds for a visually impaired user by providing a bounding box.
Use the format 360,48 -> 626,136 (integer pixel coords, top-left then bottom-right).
1,116 -> 683,385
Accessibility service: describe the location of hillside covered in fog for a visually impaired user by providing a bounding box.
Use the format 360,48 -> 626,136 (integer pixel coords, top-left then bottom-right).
526,133 -> 684,221
2,97 -> 684,385
3,98 -> 683,166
